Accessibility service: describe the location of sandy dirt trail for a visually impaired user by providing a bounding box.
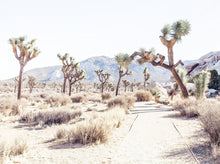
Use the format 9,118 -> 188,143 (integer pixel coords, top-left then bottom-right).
1,101 -> 214,164
111,102 -> 209,164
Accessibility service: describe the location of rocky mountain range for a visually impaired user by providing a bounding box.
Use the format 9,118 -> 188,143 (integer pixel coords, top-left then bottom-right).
185,51 -> 220,76
22,51 -> 220,84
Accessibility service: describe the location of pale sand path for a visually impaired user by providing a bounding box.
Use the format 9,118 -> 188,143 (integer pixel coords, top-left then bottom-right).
111,102 -> 199,164
1,101 -> 214,163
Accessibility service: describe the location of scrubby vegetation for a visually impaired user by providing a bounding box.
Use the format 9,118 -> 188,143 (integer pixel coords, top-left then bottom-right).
20,109 -> 82,126
0,138 -> 28,159
172,97 -> 201,118
55,107 -> 125,144
135,91 -> 152,102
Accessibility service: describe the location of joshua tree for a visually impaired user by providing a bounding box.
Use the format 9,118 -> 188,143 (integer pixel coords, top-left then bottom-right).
95,69 -> 111,93
9,37 -> 40,99
57,53 -> 74,93
68,64 -> 86,96
143,66 -> 150,88
193,69 -> 210,99
131,20 -> 190,98
115,53 -> 132,96
28,75 -> 38,93
122,79 -> 130,92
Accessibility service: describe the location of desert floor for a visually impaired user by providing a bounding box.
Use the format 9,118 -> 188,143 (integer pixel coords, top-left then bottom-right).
0,101 -> 217,164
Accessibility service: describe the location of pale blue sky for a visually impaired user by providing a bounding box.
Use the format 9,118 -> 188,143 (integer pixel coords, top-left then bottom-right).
0,0 -> 220,80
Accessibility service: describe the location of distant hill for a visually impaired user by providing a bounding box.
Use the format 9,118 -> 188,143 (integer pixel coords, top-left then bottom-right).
17,52 -> 220,84
23,56 -> 171,83
185,51 -> 220,76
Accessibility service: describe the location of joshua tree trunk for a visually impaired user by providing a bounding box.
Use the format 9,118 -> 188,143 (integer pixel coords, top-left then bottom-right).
124,86 -> 127,92
116,75 -> 121,96
63,78 -> 67,93
68,81 -> 72,96
171,68 -> 188,98
17,65 -> 24,100
101,83 -> 104,94
168,46 -> 174,66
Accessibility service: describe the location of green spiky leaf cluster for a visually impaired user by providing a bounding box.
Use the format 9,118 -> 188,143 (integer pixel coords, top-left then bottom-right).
9,36 -> 40,62
176,67 -> 188,85
115,53 -> 132,67
137,48 -> 157,65
193,70 -> 211,99
161,20 -> 190,41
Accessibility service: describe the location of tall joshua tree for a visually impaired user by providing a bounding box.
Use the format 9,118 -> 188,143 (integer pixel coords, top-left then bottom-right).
131,20 -> 190,98
57,53 -> 74,93
9,37 -> 40,99
115,53 -> 132,96
95,69 -> 111,93
68,65 -> 86,96
143,66 -> 150,88
122,79 -> 130,92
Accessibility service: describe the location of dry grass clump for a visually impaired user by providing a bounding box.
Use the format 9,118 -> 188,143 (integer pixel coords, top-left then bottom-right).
0,138 -> 28,159
20,109 -> 82,126
199,100 -> 220,145
71,95 -> 87,103
101,93 -> 111,100
0,97 -> 26,116
55,128 -> 68,139
135,91 -> 152,102
45,94 -> 71,107
172,97 -> 201,118
55,108 -> 125,144
107,96 -> 136,113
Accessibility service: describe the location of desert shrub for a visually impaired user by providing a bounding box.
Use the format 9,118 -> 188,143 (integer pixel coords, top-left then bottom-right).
107,96 -> 135,113
199,101 -> 220,145
55,128 -> 68,139
101,93 -> 111,100
71,95 -> 87,103
1,138 -> 28,158
20,109 -> 82,126
125,96 -> 136,108
107,96 -> 126,108
135,91 -> 152,101
45,94 -> 71,107
0,97 -> 26,116
66,108 -> 125,144
172,97 -> 201,117
208,69 -> 220,90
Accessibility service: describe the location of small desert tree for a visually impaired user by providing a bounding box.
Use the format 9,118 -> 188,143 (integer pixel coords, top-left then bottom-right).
28,75 -> 38,93
208,69 -> 220,90
193,69 -> 210,99
95,69 -> 111,93
57,53 -> 74,93
9,37 -> 40,99
115,53 -> 132,96
122,79 -> 130,92
131,20 -> 190,98
68,64 -> 86,96
143,66 -> 150,88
